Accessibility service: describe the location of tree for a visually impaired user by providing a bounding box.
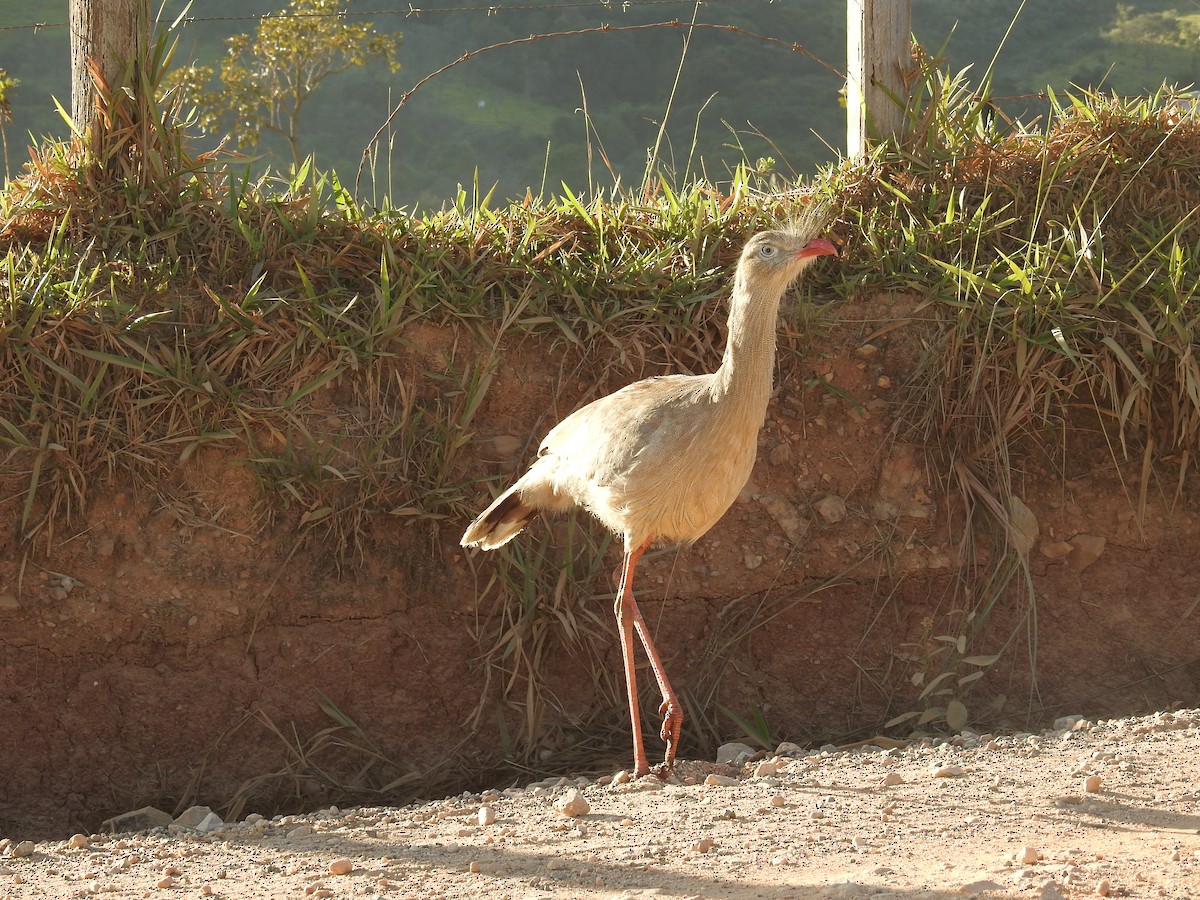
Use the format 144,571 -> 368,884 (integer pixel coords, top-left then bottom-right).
168,0 -> 401,168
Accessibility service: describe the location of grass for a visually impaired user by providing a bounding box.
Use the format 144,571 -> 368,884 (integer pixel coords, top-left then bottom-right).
1,38 -> 1198,801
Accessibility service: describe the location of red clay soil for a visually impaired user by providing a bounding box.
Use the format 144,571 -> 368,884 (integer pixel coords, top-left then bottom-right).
2,293 -> 1197,840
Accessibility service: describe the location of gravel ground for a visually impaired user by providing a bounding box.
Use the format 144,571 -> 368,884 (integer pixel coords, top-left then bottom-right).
3,709 -> 1199,899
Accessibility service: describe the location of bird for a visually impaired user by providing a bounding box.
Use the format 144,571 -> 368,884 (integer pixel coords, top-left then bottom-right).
461,216 -> 838,777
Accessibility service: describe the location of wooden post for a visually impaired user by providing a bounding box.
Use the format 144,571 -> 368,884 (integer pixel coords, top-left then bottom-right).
70,0 -> 149,132
847,0 -> 911,158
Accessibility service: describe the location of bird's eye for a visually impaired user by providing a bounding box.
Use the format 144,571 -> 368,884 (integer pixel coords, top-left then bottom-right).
758,245 -> 777,258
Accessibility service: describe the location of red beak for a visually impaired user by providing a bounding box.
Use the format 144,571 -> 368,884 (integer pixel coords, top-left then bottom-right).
796,238 -> 839,261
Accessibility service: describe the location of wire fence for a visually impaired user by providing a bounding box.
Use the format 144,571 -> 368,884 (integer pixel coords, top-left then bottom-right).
0,0 -> 771,32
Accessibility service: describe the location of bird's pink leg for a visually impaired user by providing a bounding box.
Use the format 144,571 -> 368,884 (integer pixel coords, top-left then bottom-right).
629,598 -> 682,773
614,539 -> 652,776
614,537 -> 682,776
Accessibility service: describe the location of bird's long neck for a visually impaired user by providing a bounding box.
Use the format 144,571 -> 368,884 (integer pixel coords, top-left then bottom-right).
710,269 -> 785,415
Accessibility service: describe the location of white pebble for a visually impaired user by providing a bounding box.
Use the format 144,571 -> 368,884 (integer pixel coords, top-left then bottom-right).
704,773 -> 738,787
67,833 -> 89,849
754,757 -> 782,777
930,764 -> 966,778
555,788 -> 590,817
477,806 -> 496,826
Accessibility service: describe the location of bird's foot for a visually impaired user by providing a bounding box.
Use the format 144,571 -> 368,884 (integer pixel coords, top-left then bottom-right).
650,760 -> 675,782
658,699 -> 682,770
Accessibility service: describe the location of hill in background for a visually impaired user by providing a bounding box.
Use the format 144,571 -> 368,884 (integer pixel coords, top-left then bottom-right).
0,0 -> 1195,204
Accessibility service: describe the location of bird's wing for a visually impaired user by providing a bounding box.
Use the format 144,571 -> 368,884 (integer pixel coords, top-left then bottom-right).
538,374 -> 710,485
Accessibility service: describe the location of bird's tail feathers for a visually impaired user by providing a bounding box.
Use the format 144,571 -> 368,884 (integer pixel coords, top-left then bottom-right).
461,485 -> 536,550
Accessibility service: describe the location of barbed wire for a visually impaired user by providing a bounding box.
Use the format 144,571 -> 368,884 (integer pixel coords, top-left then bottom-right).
0,0 -> 764,32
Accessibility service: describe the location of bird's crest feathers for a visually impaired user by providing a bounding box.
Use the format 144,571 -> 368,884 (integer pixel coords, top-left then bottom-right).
781,196 -> 833,244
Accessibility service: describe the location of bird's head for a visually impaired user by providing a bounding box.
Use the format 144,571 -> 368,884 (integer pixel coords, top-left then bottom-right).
737,227 -> 838,294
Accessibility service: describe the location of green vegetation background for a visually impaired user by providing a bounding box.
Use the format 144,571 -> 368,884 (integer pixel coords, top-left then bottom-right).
0,0 -> 1196,205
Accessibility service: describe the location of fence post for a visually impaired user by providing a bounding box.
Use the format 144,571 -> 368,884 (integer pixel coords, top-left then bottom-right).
70,0 -> 149,133
847,0 -> 911,158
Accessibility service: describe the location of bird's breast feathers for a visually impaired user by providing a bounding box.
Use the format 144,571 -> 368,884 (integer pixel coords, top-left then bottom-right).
534,373 -> 760,543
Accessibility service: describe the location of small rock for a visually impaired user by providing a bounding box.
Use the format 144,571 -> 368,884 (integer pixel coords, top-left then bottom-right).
769,794 -> 786,807
704,773 -> 739,787
11,840 -> 34,858
329,858 -> 353,876
1068,534 -> 1106,572
879,772 -> 905,786
610,770 -> 631,785
855,343 -> 879,358
1020,846 -> 1040,865
102,806 -> 174,834
156,876 -> 176,889
930,764 -> 966,778
195,812 -> 223,833
477,806 -> 496,826
716,741 -> 756,765
554,788 -> 590,817
1038,541 -> 1072,559
1084,775 -> 1102,793
288,825 -> 314,839
814,494 -> 847,524
775,741 -> 805,756
691,837 -> 716,854
174,805 -> 221,831
1054,714 -> 1083,731
67,833 -> 89,849
755,493 -> 808,544
754,757 -> 782,777
1095,878 -> 1112,896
